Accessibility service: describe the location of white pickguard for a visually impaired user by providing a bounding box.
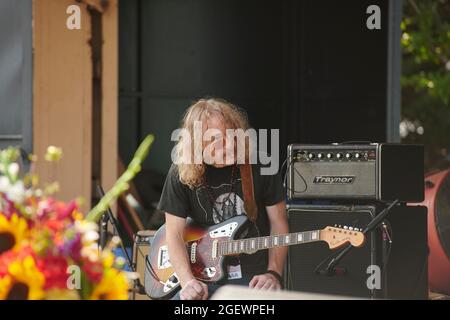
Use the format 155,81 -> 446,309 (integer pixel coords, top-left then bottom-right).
209,222 -> 238,238
157,245 -> 172,269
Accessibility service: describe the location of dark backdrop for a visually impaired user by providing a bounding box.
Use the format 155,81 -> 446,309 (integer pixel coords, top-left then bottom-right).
119,0 -> 393,175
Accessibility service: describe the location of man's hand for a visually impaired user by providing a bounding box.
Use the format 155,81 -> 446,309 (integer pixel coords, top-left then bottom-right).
249,273 -> 282,290
179,279 -> 209,300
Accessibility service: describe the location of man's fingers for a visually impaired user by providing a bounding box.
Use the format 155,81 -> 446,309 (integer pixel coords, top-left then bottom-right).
181,286 -> 201,300
192,281 -> 206,295
249,276 -> 260,289
201,283 -> 209,300
181,280 -> 208,300
262,280 -> 273,290
180,289 -> 194,300
185,288 -> 196,300
254,278 -> 266,289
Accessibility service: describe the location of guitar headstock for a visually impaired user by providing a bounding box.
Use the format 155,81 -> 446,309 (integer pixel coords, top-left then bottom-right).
320,225 -> 365,249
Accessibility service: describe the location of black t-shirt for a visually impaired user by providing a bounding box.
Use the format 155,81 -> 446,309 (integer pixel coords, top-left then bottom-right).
157,161 -> 285,275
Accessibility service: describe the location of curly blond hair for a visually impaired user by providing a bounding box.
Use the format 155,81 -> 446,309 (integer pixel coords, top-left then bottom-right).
175,98 -> 250,188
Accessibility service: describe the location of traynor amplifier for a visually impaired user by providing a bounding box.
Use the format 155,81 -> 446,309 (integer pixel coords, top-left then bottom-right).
287,143 -> 424,202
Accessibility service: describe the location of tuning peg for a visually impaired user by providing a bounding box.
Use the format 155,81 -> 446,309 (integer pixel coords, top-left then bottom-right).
334,224 -> 337,227
349,227 -> 354,231
344,226 -> 348,230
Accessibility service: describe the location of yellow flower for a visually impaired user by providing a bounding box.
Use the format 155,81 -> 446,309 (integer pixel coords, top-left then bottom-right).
0,255 -> 45,300
101,251 -> 115,268
0,214 -> 28,254
45,146 -> 63,162
89,268 -> 129,300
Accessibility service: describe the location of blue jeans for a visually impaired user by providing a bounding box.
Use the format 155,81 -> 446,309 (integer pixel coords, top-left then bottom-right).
170,274 -> 255,300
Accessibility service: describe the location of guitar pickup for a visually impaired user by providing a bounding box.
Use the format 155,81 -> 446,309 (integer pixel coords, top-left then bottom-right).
190,242 -> 197,263
211,240 -> 218,259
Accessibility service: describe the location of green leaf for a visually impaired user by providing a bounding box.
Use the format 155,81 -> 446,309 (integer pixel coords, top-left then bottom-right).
85,135 -> 154,222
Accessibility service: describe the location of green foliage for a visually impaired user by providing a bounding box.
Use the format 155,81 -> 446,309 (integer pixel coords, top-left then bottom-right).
86,134 -> 154,222
401,0 -> 450,168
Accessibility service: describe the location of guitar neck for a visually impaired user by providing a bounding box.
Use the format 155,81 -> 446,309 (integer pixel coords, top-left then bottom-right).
219,230 -> 321,256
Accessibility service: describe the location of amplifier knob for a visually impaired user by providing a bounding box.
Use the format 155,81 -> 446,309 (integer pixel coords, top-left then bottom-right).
345,153 -> 352,159
336,153 -> 343,159
317,153 -> 324,159
308,153 -> 315,160
355,153 -> 361,159
326,153 -> 333,159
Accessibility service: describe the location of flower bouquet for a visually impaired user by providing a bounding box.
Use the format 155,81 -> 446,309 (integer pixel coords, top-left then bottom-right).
0,135 -> 153,300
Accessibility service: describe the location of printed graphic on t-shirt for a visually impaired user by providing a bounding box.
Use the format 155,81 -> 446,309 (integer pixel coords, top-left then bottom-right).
195,180 -> 246,224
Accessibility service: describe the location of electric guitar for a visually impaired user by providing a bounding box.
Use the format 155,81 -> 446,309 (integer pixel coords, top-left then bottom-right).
145,215 -> 365,299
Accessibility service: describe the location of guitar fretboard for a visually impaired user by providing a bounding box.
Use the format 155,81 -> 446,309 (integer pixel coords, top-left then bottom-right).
218,230 -> 321,256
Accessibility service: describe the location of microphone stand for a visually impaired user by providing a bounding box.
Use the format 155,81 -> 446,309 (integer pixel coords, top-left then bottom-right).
314,200 -> 399,280
96,185 -> 146,295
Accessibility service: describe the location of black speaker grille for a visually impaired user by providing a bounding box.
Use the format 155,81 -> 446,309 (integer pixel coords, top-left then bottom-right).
287,204 -> 428,299
287,206 -> 380,298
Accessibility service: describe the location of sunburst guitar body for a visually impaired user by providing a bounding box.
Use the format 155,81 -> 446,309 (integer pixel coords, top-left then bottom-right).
145,215 -> 364,299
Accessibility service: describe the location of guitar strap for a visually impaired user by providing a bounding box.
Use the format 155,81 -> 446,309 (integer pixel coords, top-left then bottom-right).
239,163 -> 258,223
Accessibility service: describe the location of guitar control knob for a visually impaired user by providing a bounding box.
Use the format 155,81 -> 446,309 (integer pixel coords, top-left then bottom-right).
336,153 -> 343,159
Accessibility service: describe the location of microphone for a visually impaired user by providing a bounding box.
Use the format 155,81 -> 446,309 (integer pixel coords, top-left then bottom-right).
314,200 -> 400,277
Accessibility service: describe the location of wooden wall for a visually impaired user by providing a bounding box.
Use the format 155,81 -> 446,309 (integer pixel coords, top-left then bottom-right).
33,0 -> 118,212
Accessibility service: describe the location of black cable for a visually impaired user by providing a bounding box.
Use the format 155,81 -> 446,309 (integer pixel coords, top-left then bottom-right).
282,154 -> 308,194
145,254 -> 161,281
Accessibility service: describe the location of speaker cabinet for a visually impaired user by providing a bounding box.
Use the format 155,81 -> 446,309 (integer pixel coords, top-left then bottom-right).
286,204 -> 428,299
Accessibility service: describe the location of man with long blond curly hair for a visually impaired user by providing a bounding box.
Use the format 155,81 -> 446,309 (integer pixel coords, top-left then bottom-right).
157,98 -> 288,300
